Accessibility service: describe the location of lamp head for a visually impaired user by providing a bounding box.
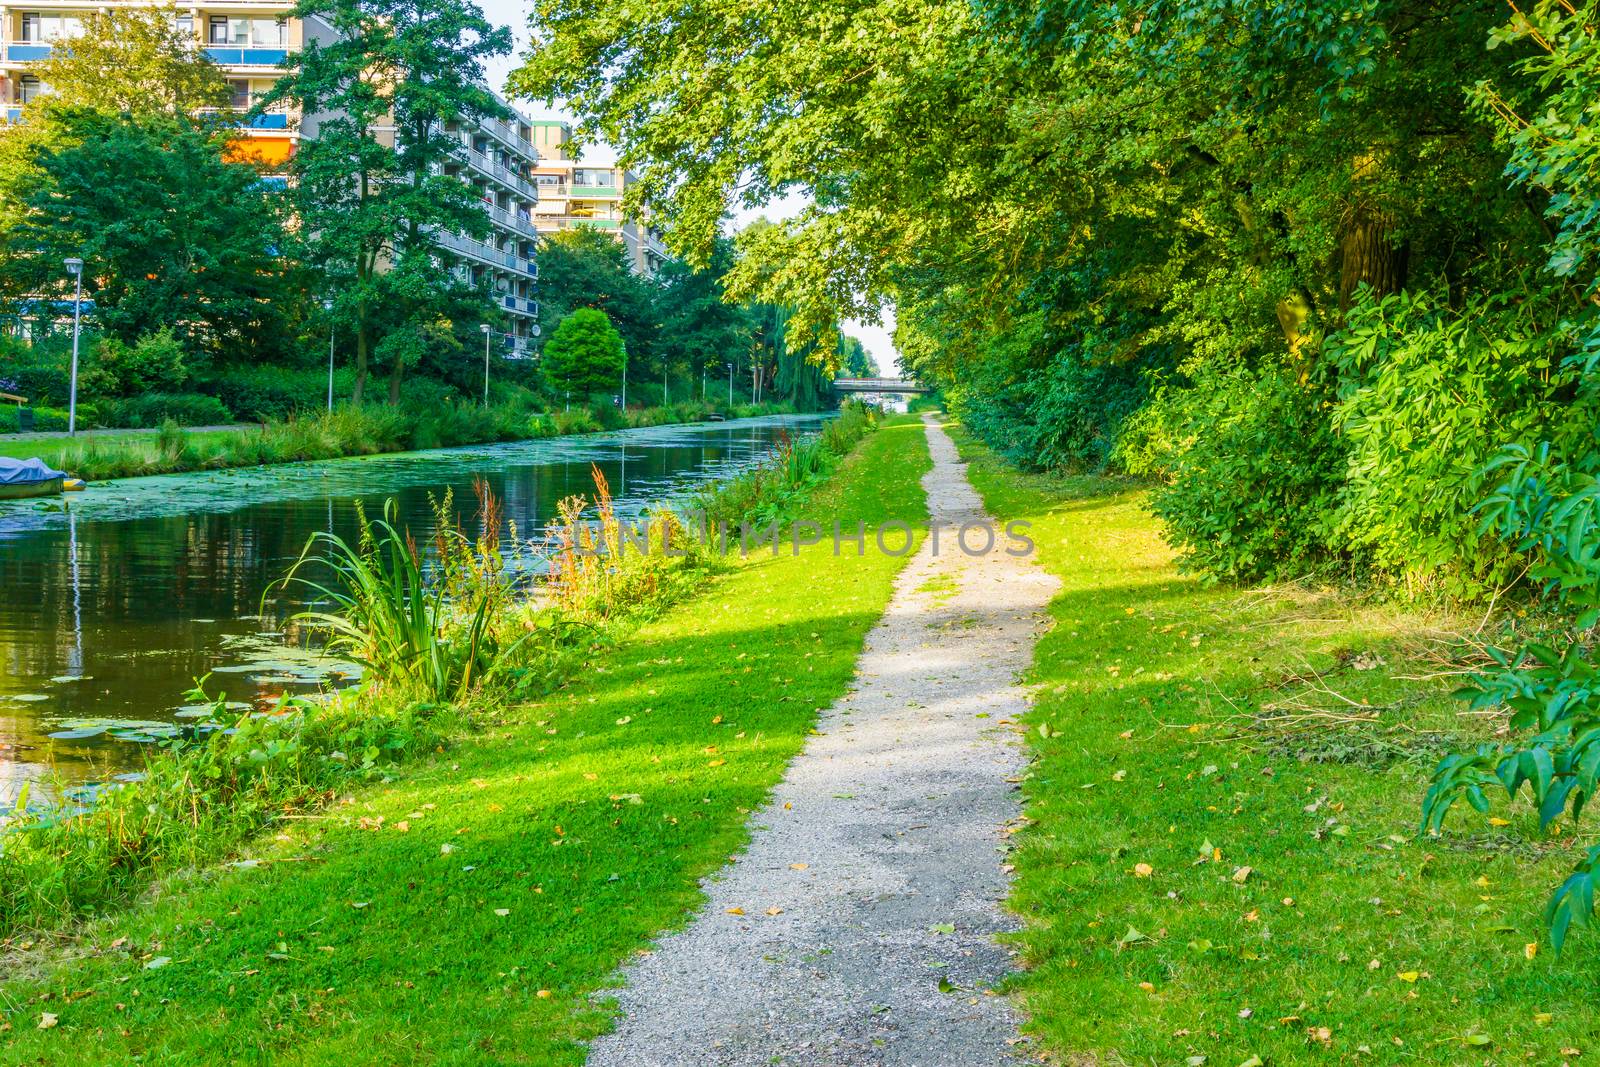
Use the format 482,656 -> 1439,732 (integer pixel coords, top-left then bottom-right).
480,324 -> 492,335
322,298 -> 333,311
63,257 -> 83,276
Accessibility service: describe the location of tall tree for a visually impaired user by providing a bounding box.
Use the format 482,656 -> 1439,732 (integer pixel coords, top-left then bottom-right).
264,0 -> 511,404
654,237 -> 750,392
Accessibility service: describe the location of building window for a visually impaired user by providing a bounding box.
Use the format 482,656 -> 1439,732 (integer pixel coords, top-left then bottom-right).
18,75 -> 45,103
228,80 -> 249,109
573,168 -> 614,188
20,13 -> 84,42
210,17 -> 284,46
172,14 -> 193,37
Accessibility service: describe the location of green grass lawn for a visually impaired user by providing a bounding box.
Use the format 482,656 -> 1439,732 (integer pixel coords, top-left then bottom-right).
947,424 -> 1600,1063
0,417 -> 931,1065
0,429 -> 251,465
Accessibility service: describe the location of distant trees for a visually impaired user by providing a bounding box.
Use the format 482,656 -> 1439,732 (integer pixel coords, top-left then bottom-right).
542,308 -> 626,401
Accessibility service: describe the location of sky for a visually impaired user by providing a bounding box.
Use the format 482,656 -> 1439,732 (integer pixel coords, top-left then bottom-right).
476,3 -> 900,375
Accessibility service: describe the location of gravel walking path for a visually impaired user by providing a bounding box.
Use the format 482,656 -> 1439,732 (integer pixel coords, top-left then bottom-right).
587,414 -> 1060,1066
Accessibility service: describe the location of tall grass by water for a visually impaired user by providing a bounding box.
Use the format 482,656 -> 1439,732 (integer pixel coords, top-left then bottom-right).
0,460 -> 724,935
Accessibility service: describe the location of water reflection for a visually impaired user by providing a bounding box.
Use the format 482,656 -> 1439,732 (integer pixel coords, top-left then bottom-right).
0,415 -> 820,802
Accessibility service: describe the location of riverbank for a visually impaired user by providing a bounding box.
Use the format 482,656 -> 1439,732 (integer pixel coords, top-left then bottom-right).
0,414 -> 931,1062
0,399 -> 798,483
947,426 -> 1600,1061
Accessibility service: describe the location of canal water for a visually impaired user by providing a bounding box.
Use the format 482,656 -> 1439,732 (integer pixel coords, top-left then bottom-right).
0,415 -> 822,805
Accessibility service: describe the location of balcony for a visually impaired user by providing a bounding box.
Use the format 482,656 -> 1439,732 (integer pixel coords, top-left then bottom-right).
483,203 -> 540,242
204,46 -> 288,67
476,115 -> 538,163
3,41 -> 289,67
3,43 -> 53,62
459,145 -> 540,202
436,230 -> 535,278
500,294 -> 539,318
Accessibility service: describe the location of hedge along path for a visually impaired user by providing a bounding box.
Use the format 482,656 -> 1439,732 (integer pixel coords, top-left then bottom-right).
587,414 -> 1061,1066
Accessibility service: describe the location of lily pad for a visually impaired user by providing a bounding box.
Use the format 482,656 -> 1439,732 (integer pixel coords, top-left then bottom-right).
48,727 -> 107,740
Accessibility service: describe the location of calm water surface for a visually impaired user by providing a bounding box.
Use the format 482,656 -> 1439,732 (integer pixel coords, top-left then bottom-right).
0,415 -> 822,804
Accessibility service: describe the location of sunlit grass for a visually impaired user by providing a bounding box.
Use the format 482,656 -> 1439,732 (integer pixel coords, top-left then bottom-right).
947,422 -> 1600,1063
0,416 -> 932,1064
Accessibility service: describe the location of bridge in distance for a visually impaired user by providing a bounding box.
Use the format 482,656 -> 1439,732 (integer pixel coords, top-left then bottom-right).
831,377 -> 928,395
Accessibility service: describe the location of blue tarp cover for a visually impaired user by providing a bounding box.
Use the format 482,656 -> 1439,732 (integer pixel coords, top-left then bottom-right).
0,457 -> 65,485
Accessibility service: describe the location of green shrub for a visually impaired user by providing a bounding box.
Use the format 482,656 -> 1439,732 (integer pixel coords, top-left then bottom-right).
1140,364 -> 1346,584
0,364 -> 71,407
95,328 -> 188,396
1328,290 -> 1591,598
97,392 -> 231,428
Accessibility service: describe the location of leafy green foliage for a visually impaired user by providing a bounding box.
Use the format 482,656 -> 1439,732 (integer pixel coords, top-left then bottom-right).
264,0 -> 510,404
1141,365 -> 1346,583
541,308 -> 627,401
0,110 -> 290,358
1328,290 -> 1593,597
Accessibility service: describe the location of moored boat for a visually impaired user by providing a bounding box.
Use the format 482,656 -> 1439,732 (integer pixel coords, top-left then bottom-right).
0,457 -> 67,500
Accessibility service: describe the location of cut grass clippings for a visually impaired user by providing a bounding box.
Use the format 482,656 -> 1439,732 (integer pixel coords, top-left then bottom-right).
0,415 -> 932,1064
946,422 -> 1600,1062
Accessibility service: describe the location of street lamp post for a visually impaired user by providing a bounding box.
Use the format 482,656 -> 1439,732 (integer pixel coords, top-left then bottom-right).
620,348 -> 627,411
480,324 -> 492,406
727,361 -> 734,408
63,257 -> 83,436
663,366 -> 668,407
322,298 -> 335,412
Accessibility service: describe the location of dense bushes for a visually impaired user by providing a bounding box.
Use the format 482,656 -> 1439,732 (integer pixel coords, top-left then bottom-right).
96,392 -> 231,429
1129,365 -> 1347,583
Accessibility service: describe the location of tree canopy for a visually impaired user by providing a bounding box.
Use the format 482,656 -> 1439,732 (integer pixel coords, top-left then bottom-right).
541,307 -> 626,400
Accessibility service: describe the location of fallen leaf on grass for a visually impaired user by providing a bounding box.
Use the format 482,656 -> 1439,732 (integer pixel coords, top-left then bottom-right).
1133,863 -> 1154,878
536,989 -> 552,999
1525,942 -> 1538,960
143,956 -> 171,970
38,1013 -> 58,1030
494,909 -> 511,917
1118,926 -> 1150,947
1397,971 -> 1419,983
1232,866 -> 1252,884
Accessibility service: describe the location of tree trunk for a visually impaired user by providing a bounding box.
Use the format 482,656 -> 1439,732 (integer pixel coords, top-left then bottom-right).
1339,207 -> 1408,311
387,351 -> 404,406
352,325 -> 370,406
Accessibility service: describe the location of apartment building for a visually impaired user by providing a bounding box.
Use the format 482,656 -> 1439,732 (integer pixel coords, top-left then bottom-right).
528,120 -> 669,279
0,3 -> 542,355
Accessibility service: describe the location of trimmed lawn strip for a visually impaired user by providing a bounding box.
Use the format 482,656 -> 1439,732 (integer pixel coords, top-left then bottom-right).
948,424 -> 1600,1063
0,416 -> 931,1065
